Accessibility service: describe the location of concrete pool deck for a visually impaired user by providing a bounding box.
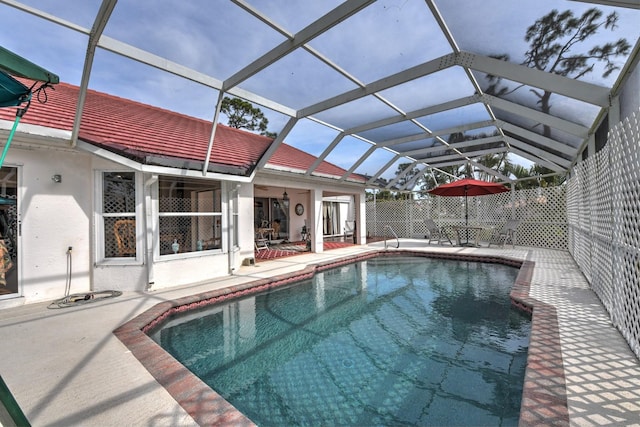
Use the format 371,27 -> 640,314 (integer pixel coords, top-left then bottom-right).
0,241 -> 639,426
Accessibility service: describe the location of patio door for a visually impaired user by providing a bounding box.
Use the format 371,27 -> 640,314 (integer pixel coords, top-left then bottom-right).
254,197 -> 289,241
0,166 -> 18,299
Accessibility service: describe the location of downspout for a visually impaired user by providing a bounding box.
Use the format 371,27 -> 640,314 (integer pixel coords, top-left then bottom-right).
144,174 -> 157,289
228,183 -> 240,274
373,189 -> 377,237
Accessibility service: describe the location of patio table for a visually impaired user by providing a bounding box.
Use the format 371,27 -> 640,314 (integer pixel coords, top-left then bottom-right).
452,226 -> 489,247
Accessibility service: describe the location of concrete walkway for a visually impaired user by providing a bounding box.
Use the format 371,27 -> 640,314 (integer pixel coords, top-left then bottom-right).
0,241 -> 638,426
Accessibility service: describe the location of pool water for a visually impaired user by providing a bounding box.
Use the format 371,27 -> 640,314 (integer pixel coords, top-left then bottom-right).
152,256 -> 531,426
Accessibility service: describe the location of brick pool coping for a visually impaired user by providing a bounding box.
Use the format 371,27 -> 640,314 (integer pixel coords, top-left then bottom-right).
113,249 -> 569,426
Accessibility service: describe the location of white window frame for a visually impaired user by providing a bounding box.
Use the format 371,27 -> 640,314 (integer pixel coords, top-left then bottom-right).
156,175 -> 224,259
95,170 -> 143,265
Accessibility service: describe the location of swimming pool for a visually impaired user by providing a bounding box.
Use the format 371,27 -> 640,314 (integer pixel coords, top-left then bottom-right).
150,256 -> 531,426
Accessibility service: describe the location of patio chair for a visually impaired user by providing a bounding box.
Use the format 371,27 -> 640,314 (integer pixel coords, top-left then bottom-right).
344,220 -> 355,240
424,219 -> 452,245
255,231 -> 269,251
488,219 -> 520,248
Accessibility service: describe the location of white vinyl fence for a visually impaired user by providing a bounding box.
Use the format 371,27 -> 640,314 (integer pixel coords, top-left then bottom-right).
567,110 -> 640,360
366,185 -> 567,249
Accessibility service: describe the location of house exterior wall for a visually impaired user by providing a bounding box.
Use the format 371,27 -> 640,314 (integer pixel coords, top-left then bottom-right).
90,157 -> 248,292
0,143 -> 93,306
0,137 -> 255,307
148,180 -> 254,290
0,132 -> 366,309
254,171 -> 367,250
89,156 -> 146,293
237,182 -> 257,266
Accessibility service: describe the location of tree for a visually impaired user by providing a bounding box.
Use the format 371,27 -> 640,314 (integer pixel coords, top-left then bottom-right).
395,162 -> 420,188
486,8 -> 630,137
366,189 -> 397,201
529,164 -> 566,187
476,153 -> 509,181
507,164 -> 535,190
220,96 -> 270,135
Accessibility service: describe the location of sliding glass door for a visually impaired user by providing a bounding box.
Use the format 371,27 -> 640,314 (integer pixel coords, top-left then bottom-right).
0,166 -> 18,299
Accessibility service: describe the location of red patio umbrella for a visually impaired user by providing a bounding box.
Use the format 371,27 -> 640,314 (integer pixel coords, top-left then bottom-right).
428,178 -> 509,227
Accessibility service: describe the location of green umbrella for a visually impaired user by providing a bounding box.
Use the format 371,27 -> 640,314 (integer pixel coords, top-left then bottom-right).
0,45 -> 59,84
0,46 -> 59,167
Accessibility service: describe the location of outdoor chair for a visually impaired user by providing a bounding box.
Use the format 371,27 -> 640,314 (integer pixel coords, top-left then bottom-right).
488,219 -> 520,248
255,238 -> 269,252
344,220 -> 355,239
424,219 -> 452,245
255,230 -> 269,252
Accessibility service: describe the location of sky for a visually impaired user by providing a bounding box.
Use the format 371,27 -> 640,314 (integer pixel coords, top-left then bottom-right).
0,0 -> 638,185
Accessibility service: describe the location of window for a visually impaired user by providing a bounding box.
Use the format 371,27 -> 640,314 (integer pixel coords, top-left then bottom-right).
158,176 -> 222,255
254,197 -> 290,241
102,172 -> 137,258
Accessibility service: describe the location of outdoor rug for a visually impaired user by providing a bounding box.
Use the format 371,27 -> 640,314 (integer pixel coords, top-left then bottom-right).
255,243 -> 307,261
323,241 -> 354,250
255,241 -> 354,261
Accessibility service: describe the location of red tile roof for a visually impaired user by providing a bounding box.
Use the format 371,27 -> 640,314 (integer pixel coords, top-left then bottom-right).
0,79 -> 364,181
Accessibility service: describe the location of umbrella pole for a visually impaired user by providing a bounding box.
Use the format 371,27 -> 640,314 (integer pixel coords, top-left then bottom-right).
0,114 -> 22,169
465,188 -> 470,245
465,190 -> 468,227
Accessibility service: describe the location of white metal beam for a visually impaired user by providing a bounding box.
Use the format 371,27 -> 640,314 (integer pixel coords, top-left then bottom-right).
255,117 -> 299,170
420,147 -> 508,163
347,95 -> 479,135
97,36 -> 296,118
427,159 -> 469,168
470,160 -> 512,182
202,92 -> 225,175
377,120 -> 496,148
400,165 -> 431,191
0,0 -> 87,32
500,122 -> 578,157
306,133 -> 346,176
481,94 -> 590,138
232,0 -> 413,123
386,161 -> 419,189
339,145 -> 377,182
505,137 -> 571,169
423,0 -> 501,132
70,0 -> 117,147
299,53 -> 459,118
569,0 -> 640,9
403,136 -> 504,158
367,154 -> 401,186
223,0 -> 375,91
508,146 -> 566,173
459,51 -> 611,107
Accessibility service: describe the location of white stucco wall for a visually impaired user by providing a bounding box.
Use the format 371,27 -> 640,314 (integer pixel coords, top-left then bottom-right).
0,136 -> 258,306
150,252 -> 231,290
253,171 -> 367,250
2,143 -> 93,305
237,182 -> 257,266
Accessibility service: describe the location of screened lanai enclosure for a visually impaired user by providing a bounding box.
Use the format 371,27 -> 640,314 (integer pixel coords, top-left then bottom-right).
2,0 -> 637,182
1,0 -> 639,353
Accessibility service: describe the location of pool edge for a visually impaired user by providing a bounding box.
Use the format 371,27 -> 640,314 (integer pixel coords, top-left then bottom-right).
113,249 -> 569,426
